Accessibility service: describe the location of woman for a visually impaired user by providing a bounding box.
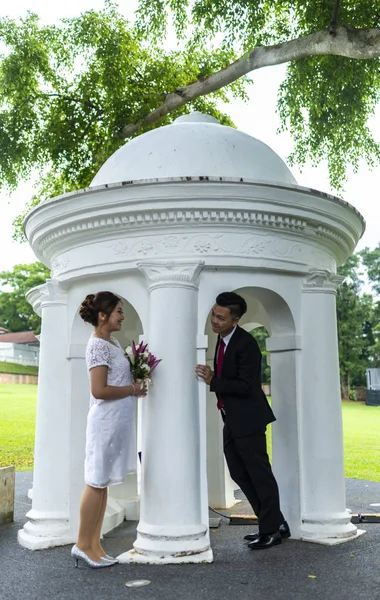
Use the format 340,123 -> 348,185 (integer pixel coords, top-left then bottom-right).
71,291 -> 146,568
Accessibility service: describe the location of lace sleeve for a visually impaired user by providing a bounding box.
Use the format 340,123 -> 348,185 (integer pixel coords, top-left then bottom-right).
86,338 -> 111,370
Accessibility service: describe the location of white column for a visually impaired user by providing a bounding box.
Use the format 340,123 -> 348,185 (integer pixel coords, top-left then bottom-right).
266,335 -> 302,537
108,332 -> 141,527
206,379 -> 236,509
18,280 -> 71,549
299,270 -> 362,544
118,261 -> 213,564
196,335 -> 212,530
66,342 -> 89,540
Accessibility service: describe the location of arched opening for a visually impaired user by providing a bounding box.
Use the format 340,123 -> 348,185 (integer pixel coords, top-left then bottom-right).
203,285 -> 300,527
68,292 -> 144,533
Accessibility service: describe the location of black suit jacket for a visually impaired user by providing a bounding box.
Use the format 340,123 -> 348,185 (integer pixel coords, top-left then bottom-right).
210,326 -> 275,437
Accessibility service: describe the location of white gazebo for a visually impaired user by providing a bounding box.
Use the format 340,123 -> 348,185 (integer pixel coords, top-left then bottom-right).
19,112 -> 365,562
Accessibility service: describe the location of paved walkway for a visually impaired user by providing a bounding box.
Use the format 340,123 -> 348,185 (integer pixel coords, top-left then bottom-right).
1,473 -> 380,600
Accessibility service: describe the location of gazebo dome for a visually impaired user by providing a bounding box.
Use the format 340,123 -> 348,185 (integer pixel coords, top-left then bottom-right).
90,112 -> 297,187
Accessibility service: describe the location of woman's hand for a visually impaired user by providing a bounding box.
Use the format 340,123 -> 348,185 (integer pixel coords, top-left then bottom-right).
134,381 -> 147,397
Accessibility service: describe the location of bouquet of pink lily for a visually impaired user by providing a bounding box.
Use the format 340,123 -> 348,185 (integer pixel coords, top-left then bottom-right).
125,340 -> 161,384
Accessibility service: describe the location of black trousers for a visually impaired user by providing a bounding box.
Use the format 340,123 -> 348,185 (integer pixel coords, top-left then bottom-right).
223,420 -> 284,535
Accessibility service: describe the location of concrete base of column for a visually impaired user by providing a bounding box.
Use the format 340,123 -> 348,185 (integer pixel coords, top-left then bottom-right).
18,495 -> 140,549
300,529 -> 366,546
117,521 -> 213,564
18,511 -> 73,550
118,547 -> 213,564
300,511 -> 365,545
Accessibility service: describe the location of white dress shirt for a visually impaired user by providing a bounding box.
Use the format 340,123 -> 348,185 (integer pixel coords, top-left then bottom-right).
221,326 -> 237,349
216,326 -> 237,367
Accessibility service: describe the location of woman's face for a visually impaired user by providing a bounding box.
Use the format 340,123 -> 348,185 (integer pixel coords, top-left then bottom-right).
101,301 -> 124,332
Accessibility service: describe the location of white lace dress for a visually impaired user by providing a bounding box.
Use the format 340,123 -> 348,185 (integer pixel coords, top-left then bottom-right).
84,336 -> 136,488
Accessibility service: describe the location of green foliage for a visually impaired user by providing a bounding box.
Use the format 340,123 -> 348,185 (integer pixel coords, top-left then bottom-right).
1,2 -> 379,236
360,245 -> 380,295
137,0 -> 380,191
359,245 -> 380,366
137,1 -> 380,58
0,384 -> 37,471
348,388 -> 359,402
250,326 -> 270,383
0,262 -> 50,333
0,361 -> 38,375
278,56 -> 380,190
0,3 -> 247,240
336,252 -> 380,393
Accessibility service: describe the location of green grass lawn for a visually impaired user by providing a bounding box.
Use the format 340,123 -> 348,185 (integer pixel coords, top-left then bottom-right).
0,361 -> 38,376
341,400 -> 380,481
0,384 -> 37,470
0,385 -> 379,481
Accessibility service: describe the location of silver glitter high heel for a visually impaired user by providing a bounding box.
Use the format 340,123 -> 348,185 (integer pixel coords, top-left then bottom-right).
101,555 -> 119,564
71,545 -> 115,569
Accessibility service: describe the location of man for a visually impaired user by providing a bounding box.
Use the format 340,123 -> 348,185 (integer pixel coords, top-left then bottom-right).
195,291 -> 290,550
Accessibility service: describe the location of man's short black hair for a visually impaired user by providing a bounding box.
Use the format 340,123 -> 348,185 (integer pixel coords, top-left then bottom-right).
215,292 -> 247,319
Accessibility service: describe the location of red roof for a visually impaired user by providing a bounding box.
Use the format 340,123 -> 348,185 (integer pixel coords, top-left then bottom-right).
0,331 -> 39,344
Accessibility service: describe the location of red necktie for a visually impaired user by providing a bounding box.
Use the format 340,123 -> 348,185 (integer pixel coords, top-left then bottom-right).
216,339 -> 225,410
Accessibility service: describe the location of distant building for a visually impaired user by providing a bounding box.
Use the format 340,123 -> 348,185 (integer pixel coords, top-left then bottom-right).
366,368 -> 380,406
0,331 -> 40,366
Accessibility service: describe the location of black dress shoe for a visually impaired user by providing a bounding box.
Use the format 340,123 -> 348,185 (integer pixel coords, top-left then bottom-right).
248,531 -> 282,550
244,521 -> 291,541
279,520 -> 291,539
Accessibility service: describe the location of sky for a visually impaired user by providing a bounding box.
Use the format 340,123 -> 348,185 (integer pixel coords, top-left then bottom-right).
0,0 -> 379,272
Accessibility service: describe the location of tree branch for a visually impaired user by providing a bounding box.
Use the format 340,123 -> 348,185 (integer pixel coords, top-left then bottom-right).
329,0 -> 341,35
118,25 -> 380,140
44,93 -> 102,112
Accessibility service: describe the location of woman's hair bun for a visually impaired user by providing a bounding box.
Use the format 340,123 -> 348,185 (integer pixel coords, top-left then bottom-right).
79,294 -> 97,325
78,291 -> 121,327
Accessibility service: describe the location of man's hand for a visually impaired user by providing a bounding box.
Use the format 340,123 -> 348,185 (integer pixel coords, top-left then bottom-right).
195,364 -> 214,385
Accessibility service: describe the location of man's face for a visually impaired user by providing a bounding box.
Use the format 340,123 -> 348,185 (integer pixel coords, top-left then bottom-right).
210,304 -> 239,337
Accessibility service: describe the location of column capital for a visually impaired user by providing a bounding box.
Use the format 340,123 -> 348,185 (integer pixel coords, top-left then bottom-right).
26,279 -> 67,315
302,269 -> 344,295
138,261 -> 205,292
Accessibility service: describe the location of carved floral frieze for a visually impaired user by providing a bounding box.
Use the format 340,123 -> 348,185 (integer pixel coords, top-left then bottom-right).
51,256 -> 70,276
104,232 -> 333,267
50,230 -> 336,281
